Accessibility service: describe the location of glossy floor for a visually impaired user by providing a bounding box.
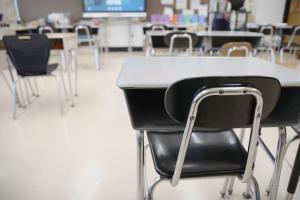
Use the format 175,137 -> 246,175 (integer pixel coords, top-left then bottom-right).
0,50 -> 299,200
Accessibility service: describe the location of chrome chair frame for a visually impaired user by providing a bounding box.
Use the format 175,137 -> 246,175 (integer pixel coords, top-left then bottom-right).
38,26 -> 54,34
255,25 -> 275,62
144,86 -> 264,200
280,26 -> 300,63
74,24 -> 103,70
169,34 -> 193,56
227,46 -> 250,57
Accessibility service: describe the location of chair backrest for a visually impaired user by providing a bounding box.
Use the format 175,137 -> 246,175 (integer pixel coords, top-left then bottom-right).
73,24 -> 92,46
165,76 -> 281,186
3,34 -> 51,76
38,26 -> 54,34
165,31 -> 200,56
220,42 -> 252,57
287,26 -> 300,48
260,25 -> 274,36
165,76 -> 281,129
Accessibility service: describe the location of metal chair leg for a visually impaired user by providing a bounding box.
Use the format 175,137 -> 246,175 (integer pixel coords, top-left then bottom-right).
18,79 -> 27,108
147,176 -> 163,200
250,175 -> 261,200
24,79 -> 31,105
71,50 -> 78,96
270,127 -> 287,200
33,78 -> 40,97
220,177 -> 230,198
137,131 -> 145,200
12,78 -> 20,119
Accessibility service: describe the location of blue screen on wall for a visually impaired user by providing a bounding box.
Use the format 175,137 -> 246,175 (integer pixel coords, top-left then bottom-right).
83,0 -> 146,12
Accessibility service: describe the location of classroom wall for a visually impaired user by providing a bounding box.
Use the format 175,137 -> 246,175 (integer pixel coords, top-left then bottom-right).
252,0 -> 287,24
0,0 -> 17,23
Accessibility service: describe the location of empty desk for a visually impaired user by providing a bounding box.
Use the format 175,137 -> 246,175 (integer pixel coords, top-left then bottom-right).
117,56 -> 300,200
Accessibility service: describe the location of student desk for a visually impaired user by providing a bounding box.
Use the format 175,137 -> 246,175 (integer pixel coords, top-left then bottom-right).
146,30 -> 264,56
117,56 -> 300,200
0,32 -> 78,106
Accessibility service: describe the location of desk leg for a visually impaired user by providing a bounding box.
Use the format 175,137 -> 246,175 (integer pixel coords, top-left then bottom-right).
286,143 -> 300,200
137,130 -> 145,200
62,50 -> 75,107
269,127 -> 287,200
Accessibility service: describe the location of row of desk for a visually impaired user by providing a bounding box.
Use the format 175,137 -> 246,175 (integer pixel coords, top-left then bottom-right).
117,56 -> 300,200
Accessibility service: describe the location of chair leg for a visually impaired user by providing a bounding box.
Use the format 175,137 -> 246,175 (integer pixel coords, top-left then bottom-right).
71,50 -> 78,96
242,182 -> 253,199
220,177 -> 230,198
137,131 -> 145,200
60,50 -> 67,71
52,75 -> 64,115
250,175 -> 261,200
18,79 -> 27,108
33,78 -> 40,97
280,48 -> 285,63
26,78 -> 36,96
147,176 -> 163,200
12,78 -> 20,119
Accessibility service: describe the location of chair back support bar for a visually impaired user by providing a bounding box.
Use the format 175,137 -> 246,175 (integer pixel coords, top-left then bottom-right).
227,46 -> 250,56
74,24 -> 93,47
151,25 -> 167,31
38,26 -> 54,34
164,31 -> 200,56
220,42 -> 252,57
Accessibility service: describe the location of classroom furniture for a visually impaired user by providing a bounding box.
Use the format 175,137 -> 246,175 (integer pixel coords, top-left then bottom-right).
117,56 -> 300,200
38,26 -> 54,34
3,34 -> 67,119
73,24 -> 103,70
220,41 -> 252,57
146,31 -> 263,56
254,25 -> 275,62
146,76 -> 280,200
164,32 -> 200,56
280,26 -> 300,63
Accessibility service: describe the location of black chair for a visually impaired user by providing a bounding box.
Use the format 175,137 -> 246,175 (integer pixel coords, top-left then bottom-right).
144,77 -> 281,200
164,31 -> 200,56
3,34 -> 67,119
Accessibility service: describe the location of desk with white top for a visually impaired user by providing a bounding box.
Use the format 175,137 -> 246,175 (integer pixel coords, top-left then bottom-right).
117,56 -> 300,200
146,30 -> 264,55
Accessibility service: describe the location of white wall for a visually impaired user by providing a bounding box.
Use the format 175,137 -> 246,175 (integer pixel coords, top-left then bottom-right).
252,0 -> 286,24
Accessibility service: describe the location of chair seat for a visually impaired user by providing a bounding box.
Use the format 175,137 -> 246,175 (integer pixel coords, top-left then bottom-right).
19,63 -> 59,76
147,129 -> 247,178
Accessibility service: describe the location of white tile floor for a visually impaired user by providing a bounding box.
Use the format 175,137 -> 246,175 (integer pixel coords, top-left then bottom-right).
0,50 -> 299,200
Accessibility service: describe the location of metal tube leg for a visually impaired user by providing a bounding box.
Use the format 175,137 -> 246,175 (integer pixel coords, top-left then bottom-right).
60,50 -> 67,71
34,78 -> 40,97
18,78 -> 27,108
250,175 -> 261,200
220,178 -> 230,198
59,69 -> 69,101
270,127 -> 287,200
243,181 -> 253,199
280,48 -> 285,63
137,131 -> 145,200
71,50 -> 78,97
147,176 -> 163,200
12,79 -> 18,119
228,178 -> 235,195
24,79 -> 31,104
27,78 -> 36,96
64,50 -> 75,107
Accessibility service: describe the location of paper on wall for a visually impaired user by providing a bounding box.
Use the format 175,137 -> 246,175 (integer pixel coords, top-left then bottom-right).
190,0 -> 200,9
176,0 -> 187,9
161,0 -> 174,5
198,4 -> 208,17
164,7 -> 174,20
182,9 -> 195,15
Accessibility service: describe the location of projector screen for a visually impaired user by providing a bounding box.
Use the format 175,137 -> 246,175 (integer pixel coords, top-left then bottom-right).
82,0 -> 147,18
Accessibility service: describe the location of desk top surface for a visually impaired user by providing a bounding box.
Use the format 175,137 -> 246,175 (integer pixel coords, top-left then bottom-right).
146,30 -> 264,37
117,57 -> 300,89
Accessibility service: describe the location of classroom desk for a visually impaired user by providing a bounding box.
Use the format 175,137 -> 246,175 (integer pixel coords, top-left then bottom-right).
13,24 -> 103,70
146,30 -> 263,55
0,32 -> 78,106
117,56 -> 300,200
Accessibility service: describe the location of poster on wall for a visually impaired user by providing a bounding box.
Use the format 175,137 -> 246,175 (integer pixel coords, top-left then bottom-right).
176,0 -> 187,9
161,0 -> 174,5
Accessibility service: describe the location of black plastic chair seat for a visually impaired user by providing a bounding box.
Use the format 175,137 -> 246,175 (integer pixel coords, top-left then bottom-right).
147,129 -> 247,178
19,63 -> 59,77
